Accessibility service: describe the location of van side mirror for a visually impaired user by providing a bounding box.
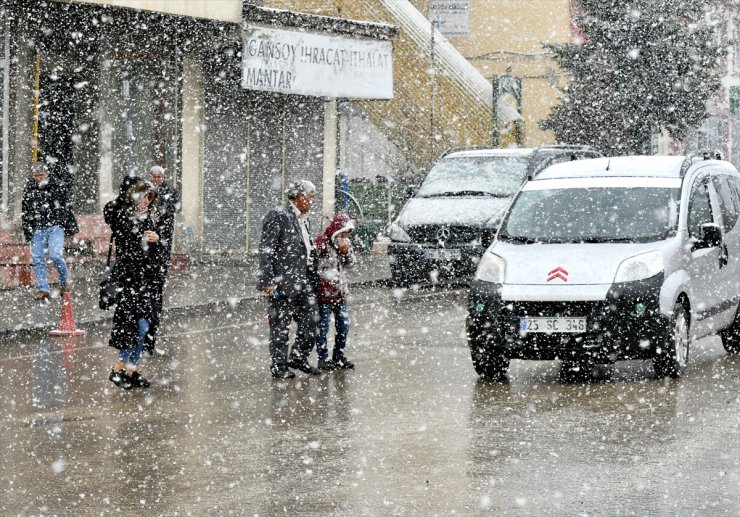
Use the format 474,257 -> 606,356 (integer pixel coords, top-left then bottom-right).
700,223 -> 722,248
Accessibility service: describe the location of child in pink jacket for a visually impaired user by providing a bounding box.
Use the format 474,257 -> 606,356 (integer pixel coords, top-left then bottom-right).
315,213 -> 357,370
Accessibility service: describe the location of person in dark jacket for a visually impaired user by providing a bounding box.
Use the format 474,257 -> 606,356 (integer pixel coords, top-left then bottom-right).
144,165 -> 180,355
21,161 -> 78,300
105,178 -> 163,390
149,165 -> 180,272
257,180 -> 321,379
315,212 -> 357,370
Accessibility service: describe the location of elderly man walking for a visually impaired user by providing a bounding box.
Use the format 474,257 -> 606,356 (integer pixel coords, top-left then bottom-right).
149,165 -> 180,270
257,180 -> 321,379
144,165 -> 181,355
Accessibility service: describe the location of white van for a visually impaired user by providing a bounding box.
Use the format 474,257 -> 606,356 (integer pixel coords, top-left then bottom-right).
387,146 -> 600,286
467,154 -> 740,381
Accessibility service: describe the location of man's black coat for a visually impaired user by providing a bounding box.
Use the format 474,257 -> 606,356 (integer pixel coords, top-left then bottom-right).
257,202 -> 318,299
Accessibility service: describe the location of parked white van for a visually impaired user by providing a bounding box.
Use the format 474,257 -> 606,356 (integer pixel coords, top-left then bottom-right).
467,153 -> 740,381
387,146 -> 601,286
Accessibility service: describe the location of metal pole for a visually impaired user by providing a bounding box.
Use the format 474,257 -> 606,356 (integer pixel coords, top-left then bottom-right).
430,18 -> 437,160
32,50 -> 41,162
492,75 -> 499,148
387,176 -> 393,228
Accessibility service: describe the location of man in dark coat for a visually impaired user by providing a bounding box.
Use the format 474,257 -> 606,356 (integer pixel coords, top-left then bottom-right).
144,165 -> 180,355
257,180 -> 321,379
21,161 -> 78,300
149,165 -> 180,272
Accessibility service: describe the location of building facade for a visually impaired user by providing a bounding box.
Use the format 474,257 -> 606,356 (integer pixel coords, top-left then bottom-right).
410,0 -> 574,147
0,0 -> 497,284
0,0 -> 394,272
677,2 -> 740,170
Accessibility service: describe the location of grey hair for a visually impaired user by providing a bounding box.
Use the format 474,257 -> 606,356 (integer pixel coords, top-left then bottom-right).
285,180 -> 316,200
150,165 -> 165,175
30,161 -> 49,174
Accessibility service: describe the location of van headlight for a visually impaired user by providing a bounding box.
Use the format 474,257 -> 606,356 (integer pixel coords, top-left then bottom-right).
389,222 -> 411,242
475,252 -> 506,283
614,250 -> 664,283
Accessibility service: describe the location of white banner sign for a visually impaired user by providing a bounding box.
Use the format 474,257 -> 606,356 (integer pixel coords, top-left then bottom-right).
242,26 -> 393,99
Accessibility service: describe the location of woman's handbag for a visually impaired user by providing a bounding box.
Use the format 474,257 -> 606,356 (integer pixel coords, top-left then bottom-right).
99,235 -> 121,310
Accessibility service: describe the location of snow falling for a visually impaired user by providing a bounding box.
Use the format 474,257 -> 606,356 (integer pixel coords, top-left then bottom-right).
0,1 -> 738,515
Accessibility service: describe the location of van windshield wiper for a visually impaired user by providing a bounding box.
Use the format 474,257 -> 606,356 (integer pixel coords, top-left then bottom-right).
431,190 -> 504,197
498,234 -> 537,244
576,236 -> 636,243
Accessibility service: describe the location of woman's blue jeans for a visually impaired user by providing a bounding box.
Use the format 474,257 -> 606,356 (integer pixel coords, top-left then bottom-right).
316,302 -> 350,361
118,318 -> 149,366
31,225 -> 69,293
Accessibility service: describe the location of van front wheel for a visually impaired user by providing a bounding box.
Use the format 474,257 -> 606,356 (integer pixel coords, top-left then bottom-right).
468,328 -> 509,381
653,303 -> 690,378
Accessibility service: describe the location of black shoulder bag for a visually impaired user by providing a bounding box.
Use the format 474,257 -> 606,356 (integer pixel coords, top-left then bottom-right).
99,235 -> 121,310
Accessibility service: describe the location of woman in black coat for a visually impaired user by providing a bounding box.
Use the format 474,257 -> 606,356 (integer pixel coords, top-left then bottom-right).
105,178 -> 164,389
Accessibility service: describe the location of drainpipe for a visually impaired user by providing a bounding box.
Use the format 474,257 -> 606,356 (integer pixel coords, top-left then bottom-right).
31,50 -> 40,162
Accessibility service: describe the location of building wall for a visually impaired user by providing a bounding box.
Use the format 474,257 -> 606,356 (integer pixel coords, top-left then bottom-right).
662,3 -> 740,168
338,101 -> 417,181
267,0 -> 495,170
65,0 -> 497,175
66,0 -> 242,22
410,0 -> 572,146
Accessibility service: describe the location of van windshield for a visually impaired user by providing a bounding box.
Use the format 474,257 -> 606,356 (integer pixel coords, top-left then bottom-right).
499,186 -> 681,243
416,156 -> 529,198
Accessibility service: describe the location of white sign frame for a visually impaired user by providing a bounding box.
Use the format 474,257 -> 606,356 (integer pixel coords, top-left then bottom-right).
429,1 -> 470,35
242,25 -> 393,99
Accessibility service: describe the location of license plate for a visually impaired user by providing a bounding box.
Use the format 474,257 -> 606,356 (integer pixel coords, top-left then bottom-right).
424,248 -> 461,260
520,317 -> 587,333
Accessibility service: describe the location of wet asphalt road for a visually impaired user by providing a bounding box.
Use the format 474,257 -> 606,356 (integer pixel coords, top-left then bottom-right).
1,285 -> 738,515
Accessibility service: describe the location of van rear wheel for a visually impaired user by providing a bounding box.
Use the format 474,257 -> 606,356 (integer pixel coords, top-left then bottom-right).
389,259 -> 411,288
719,305 -> 740,354
653,302 -> 690,378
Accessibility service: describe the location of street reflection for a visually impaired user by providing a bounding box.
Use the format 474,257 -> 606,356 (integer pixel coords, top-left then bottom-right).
28,299 -> 53,330
258,373 -> 353,514
466,372 -> 691,513
32,337 -> 69,411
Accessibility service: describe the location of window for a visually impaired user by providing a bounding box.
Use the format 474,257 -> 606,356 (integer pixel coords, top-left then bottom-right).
500,185 -> 679,243
416,156 -> 529,198
688,181 -> 714,238
712,175 -> 740,232
729,176 -> 740,225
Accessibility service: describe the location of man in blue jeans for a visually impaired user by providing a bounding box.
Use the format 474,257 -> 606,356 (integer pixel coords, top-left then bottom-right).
21,162 -> 78,300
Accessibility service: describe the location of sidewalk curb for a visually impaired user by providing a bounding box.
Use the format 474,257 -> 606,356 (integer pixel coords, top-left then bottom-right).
0,276 -> 391,340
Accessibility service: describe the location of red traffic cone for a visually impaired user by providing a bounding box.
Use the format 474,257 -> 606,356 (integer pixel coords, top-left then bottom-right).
49,291 -> 86,336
